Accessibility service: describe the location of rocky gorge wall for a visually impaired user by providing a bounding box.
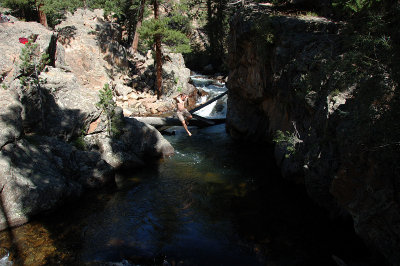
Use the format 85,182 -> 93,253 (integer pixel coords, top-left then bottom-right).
226,5 -> 400,265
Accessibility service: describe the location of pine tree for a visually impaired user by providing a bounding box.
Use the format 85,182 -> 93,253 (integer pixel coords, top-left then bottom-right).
19,36 -> 50,131
35,1 -> 48,27
96,83 -> 116,136
131,0 -> 146,53
139,1 -> 191,99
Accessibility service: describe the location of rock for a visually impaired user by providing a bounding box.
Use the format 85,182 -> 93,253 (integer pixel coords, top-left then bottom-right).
122,117 -> 175,158
115,84 -> 132,97
0,20 -> 57,84
84,107 -> 174,169
162,51 -> 192,95
226,6 -> 400,264
0,88 -> 22,148
123,109 -> 133,117
39,67 -> 101,140
305,91 -> 317,109
85,133 -> 145,170
56,9 -> 129,90
0,136 -> 114,230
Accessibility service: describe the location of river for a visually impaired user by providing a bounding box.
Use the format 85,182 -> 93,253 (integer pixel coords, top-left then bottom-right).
0,77 -> 378,265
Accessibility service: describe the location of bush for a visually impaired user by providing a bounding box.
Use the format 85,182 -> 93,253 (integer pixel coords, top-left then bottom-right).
273,130 -> 298,158
96,83 -> 116,137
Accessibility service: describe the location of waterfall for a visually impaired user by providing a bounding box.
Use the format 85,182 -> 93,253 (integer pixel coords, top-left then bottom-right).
190,75 -> 227,119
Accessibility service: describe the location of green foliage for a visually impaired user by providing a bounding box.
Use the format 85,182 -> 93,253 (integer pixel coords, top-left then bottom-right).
167,2 -> 192,35
273,130 -> 298,158
96,83 -> 124,138
71,128 -> 88,150
96,83 -> 116,136
110,112 -> 124,138
0,0 -> 34,14
252,15 -> 275,45
139,16 -> 191,54
96,83 -> 115,113
332,0 -> 382,15
73,135 -> 87,150
1,0 -> 145,28
302,11 -> 318,17
1,0 -> 80,27
19,37 -> 50,88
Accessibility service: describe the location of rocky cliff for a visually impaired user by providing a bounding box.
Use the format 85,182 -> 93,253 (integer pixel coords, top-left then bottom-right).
0,10 -> 176,230
226,5 -> 400,265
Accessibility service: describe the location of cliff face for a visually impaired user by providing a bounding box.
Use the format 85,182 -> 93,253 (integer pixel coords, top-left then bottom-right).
226,6 -> 400,264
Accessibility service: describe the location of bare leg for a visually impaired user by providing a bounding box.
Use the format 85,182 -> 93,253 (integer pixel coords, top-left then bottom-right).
185,115 -> 193,125
182,120 -> 192,136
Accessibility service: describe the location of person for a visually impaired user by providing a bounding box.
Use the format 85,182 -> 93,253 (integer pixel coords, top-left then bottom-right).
175,93 -> 193,136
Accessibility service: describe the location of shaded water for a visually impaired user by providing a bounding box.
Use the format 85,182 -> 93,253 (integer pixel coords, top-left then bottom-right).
0,124 -> 380,265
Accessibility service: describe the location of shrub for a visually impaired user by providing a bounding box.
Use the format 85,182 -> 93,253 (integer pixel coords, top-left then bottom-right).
273,130 -> 298,158
96,83 -> 116,137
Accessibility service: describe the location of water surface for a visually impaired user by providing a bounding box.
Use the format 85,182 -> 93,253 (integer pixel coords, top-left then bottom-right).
0,124 -> 379,265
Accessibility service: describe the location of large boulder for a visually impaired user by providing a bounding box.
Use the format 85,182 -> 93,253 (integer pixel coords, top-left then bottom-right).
39,67 -> 101,140
0,88 -> 22,148
85,107 -> 174,170
122,117 -> 175,158
55,9 -> 130,90
161,51 -> 192,97
0,136 -> 114,230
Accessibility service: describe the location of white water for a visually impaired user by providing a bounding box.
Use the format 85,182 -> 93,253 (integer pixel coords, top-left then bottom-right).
190,76 -> 228,119
0,252 -> 12,266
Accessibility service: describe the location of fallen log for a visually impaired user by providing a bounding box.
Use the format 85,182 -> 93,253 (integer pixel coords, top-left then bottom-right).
189,91 -> 228,114
134,117 -> 182,127
133,116 -> 225,129
133,91 -> 228,130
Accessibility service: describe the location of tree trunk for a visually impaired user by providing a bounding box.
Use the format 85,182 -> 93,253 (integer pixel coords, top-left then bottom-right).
37,2 -> 48,28
154,0 -> 163,99
133,116 -> 222,128
132,0 -> 146,53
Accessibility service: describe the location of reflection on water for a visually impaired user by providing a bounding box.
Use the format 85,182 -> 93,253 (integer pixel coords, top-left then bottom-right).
0,124 -> 382,265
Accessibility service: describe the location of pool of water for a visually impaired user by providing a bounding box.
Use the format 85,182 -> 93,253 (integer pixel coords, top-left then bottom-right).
0,124 -> 380,265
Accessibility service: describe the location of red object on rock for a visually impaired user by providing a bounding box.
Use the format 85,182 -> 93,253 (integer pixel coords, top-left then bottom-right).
19,38 -> 29,44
